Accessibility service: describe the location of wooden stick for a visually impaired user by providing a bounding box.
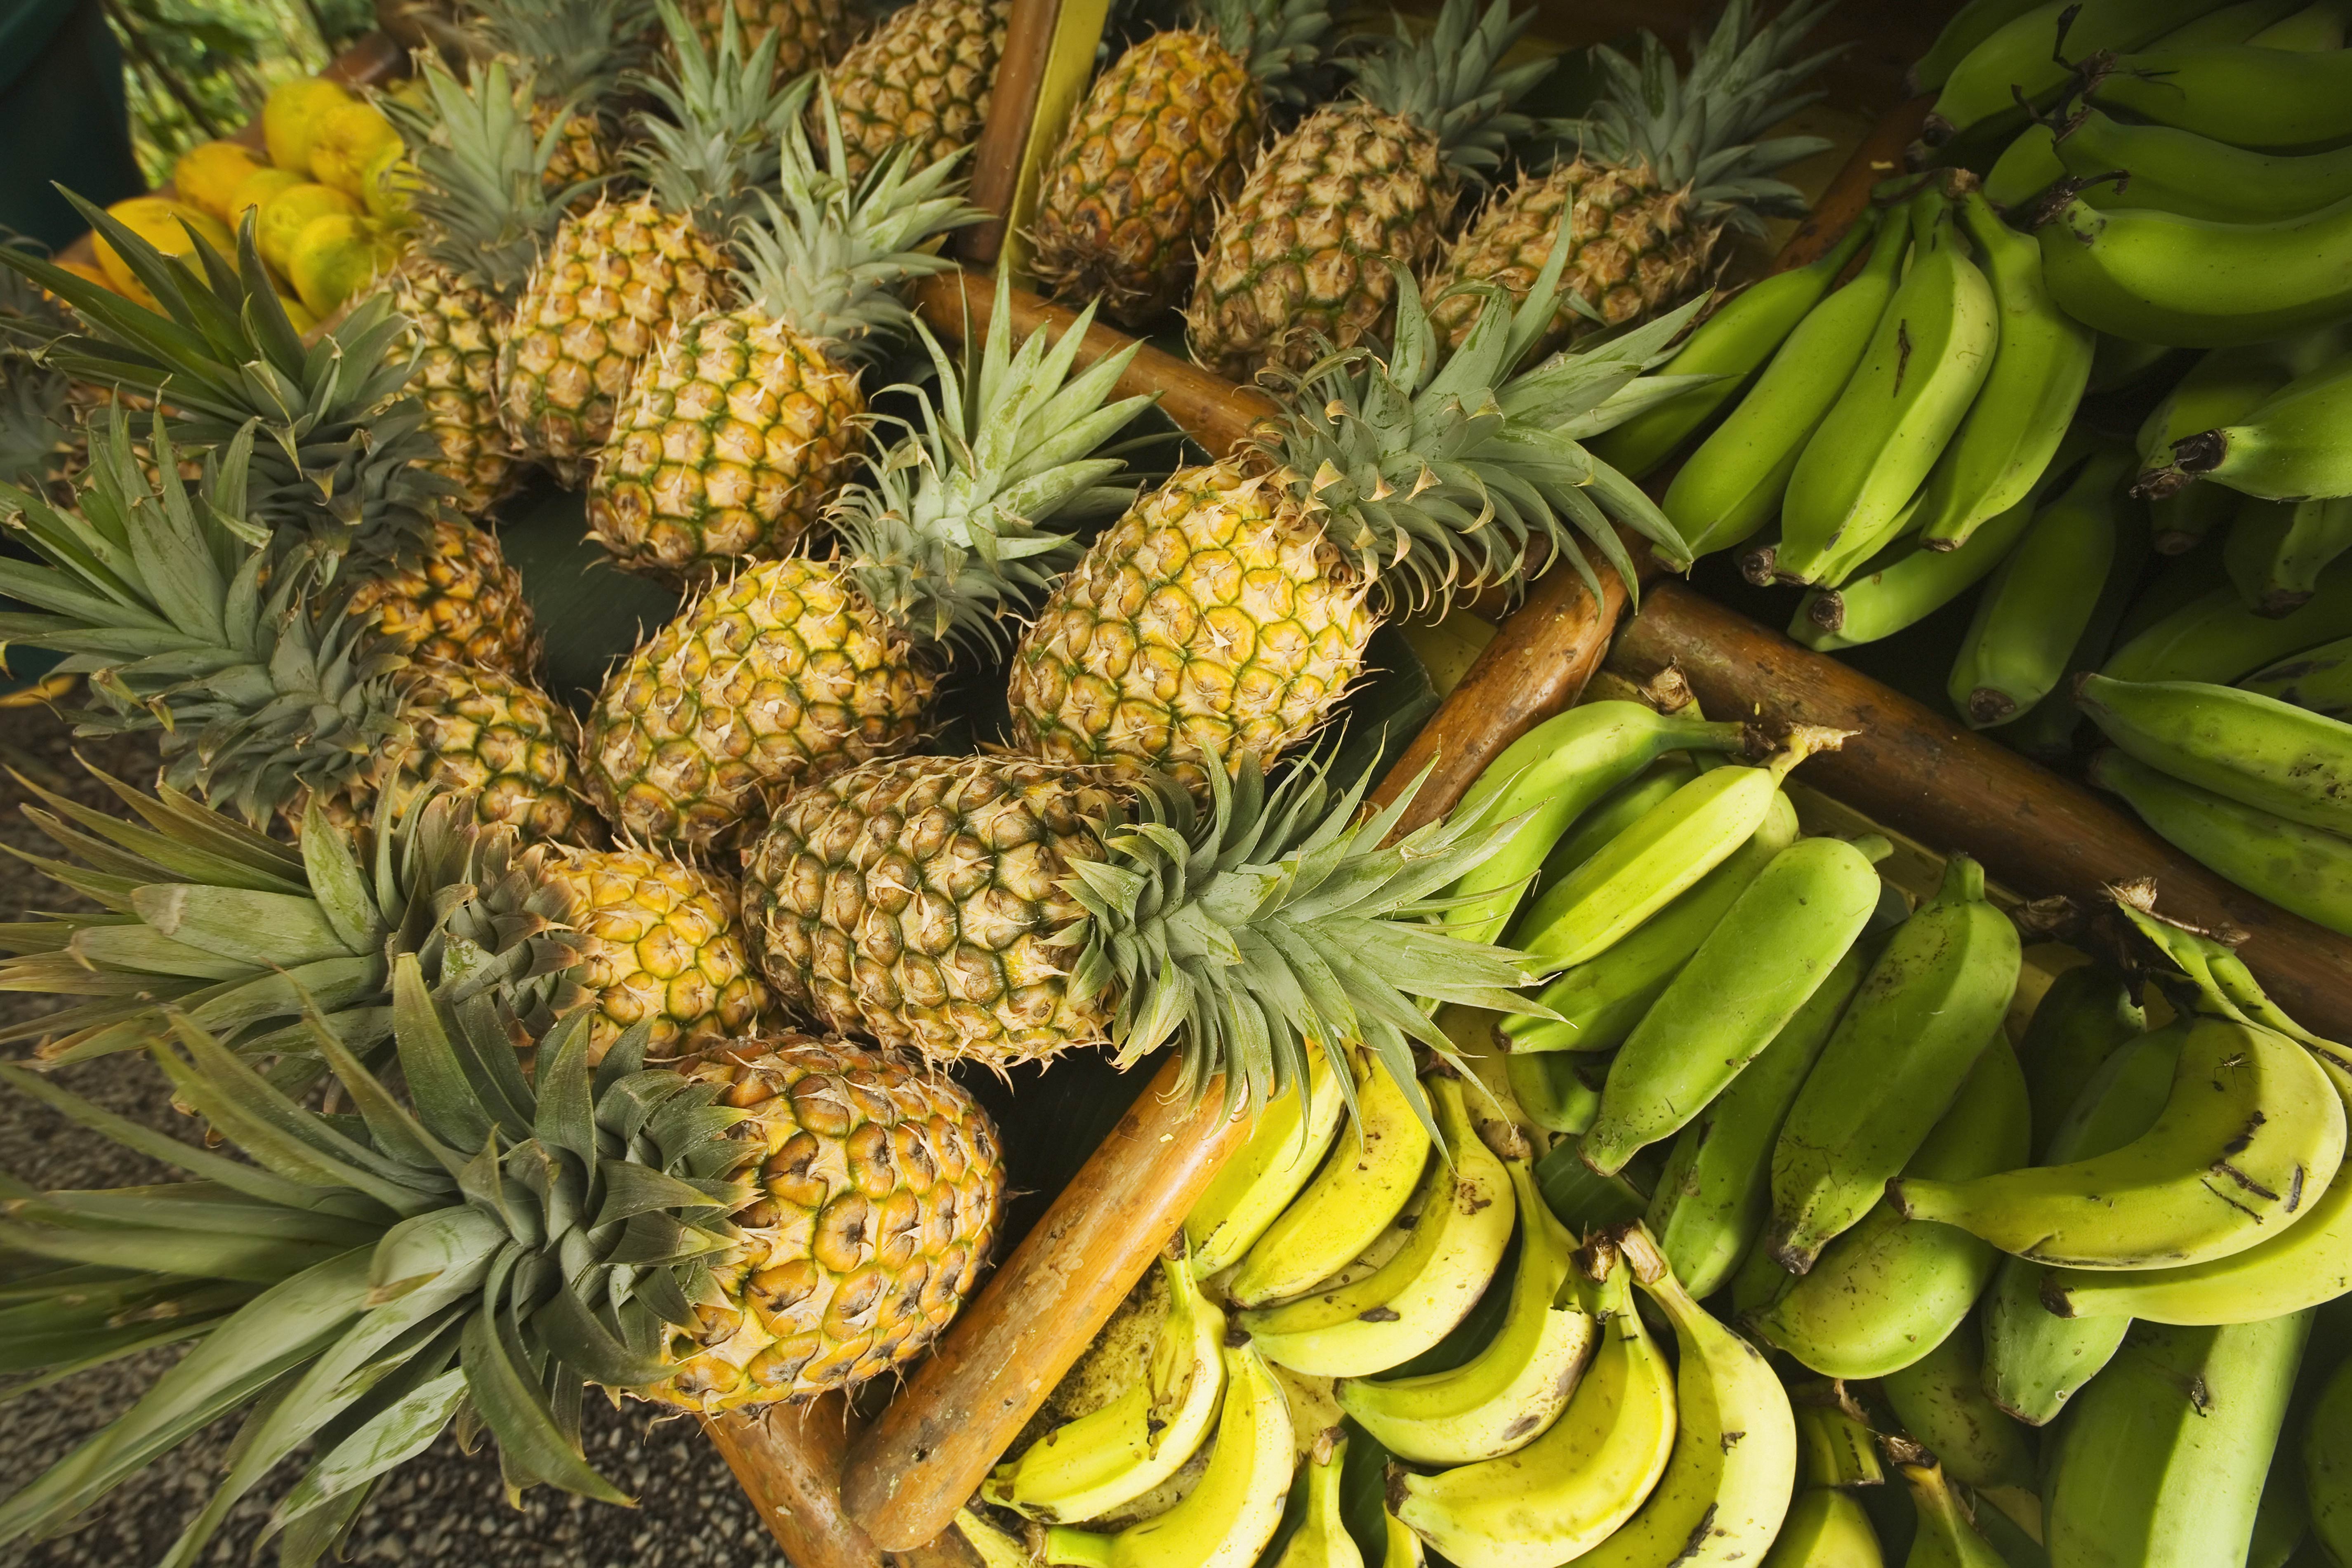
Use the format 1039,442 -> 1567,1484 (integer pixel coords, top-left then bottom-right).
957,0 -> 1065,265
704,1398 -> 886,1568
1614,582 -> 2352,1038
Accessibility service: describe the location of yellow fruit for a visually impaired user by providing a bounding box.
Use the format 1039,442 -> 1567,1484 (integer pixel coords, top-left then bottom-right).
262,77 -> 353,174
171,141 -> 266,223
228,166 -> 304,235
278,294 -> 319,333
56,259 -> 113,293
93,198 -> 233,306
309,98 -> 401,196
256,182 -> 359,276
359,139 -> 417,223
287,213 -> 391,316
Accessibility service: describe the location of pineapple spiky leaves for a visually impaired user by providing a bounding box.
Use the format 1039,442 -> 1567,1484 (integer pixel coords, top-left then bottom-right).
463,0 -> 661,193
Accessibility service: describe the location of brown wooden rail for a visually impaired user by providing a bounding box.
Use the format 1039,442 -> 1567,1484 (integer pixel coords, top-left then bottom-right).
957,0 -> 1063,264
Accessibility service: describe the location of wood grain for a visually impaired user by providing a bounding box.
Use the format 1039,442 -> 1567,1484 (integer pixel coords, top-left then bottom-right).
957,0 -> 1063,264
704,1399 -> 885,1568
1767,96 -> 1933,275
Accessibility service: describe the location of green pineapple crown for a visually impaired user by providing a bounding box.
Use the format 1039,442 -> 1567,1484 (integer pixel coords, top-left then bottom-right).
0,229 -> 78,494
1346,0 -> 1552,183
632,0 -> 808,232
464,0 -> 658,104
0,966 -> 747,1566
1554,0 -> 1842,235
384,57 -> 594,299
831,271 -> 1156,654
1201,0 -> 1334,105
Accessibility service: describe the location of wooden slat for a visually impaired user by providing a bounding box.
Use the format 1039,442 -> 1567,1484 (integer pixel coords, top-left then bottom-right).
956,0 -> 1066,265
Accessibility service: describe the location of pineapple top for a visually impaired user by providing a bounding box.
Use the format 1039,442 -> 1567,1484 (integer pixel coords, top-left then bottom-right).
1344,0 -> 1552,183
387,58 -> 587,300
0,243 -> 73,494
632,0 -> 810,233
1201,0 -> 1333,103
1553,0 -> 1840,236
467,0 -> 657,104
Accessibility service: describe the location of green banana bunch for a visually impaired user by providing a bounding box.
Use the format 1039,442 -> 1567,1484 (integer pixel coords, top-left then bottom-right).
1336,1161 -> 1594,1465
1915,188 -> 2095,551
1591,215 -> 1881,483
2142,352 -> 2352,503
2086,747 -> 2352,937
1390,1240 -> 1678,1568
1185,1047 -> 1347,1276
1274,1429 -> 1358,1568
2043,1313 -> 2313,1568
1759,1488 -> 1885,1568
2051,105 -> 2352,224
1504,794 -> 1801,1054
2089,42 -> 2352,152
1662,213 -> 1911,558
2306,1351 -> 2352,1568
2137,329 -> 2352,470
1997,513 -> 2152,763
1241,1077 -> 1516,1378
1894,1454 -> 2008,1568
2242,634 -> 2352,720
1582,836 -> 1884,1176
1893,1016 -> 2348,1269
1508,1051 -> 1607,1135
1039,1337 -> 1296,1568
1748,1039 -> 2031,1380
2102,568 -> 2352,684
1904,0 -> 2063,95
1530,761 -> 1701,909
2227,497 -> 2352,617
2079,673 -> 2352,837
986,1252 -> 1228,1522
1777,186 -> 1998,586
1768,855 -> 2022,1274
1984,120 -> 2063,215
2015,964 -> 2145,1161
1880,1321 -> 2037,1495
1646,949 -> 1866,1299
1231,1050 -> 1433,1309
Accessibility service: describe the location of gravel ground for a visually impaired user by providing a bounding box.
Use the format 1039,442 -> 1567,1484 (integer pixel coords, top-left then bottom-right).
0,716 -> 794,1568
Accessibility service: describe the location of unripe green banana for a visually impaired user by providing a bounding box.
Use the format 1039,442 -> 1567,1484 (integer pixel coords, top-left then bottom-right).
2052,105 -> 2352,224
2227,497 -> 2352,617
1590,215 -> 1881,483
2102,567 -> 2352,684
2305,1351 -> 2352,1567
2043,1313 -> 2313,1568
2137,330 -> 2352,469
1760,1488 -> 1885,1568
2152,485 -> 2237,555
2242,634 -> 2352,720
1947,454 -> 2131,727
1748,1039 -> 2030,1380
1984,122 -> 2063,216
1508,1052 -> 1605,1135
1794,1399 -> 1887,1489
2078,672 -> 2352,836
2089,44 -> 2352,153
2016,964 -> 2145,1161
1504,794 -> 1801,1054
1535,1134 -> 1654,1232
1905,0 -> 2064,96
1881,1319 -> 2037,1494
2252,0 -> 2352,47
2033,189 -> 2352,348
1768,855 -> 2022,1274
1527,761 -> 1701,911
2142,352 -> 2352,503
2086,748 -> 2352,937
2249,1441 -> 2311,1568
1663,214 -> 1911,558
1893,1017 -> 2349,1270
1274,1429 -> 1361,1568
1646,949 -> 1866,1300
1915,189 -> 2096,551
1185,1047 -> 1348,1276
1583,837 -> 1882,1175
1895,1455 -> 2008,1568
1779,190 -> 1999,586
2088,331 -> 2190,393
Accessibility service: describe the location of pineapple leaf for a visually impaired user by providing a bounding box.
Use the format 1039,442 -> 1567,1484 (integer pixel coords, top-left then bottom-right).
459,1301 -> 632,1504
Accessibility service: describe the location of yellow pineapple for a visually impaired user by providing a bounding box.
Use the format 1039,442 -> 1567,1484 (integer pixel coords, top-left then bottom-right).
544,843 -> 773,1057
467,0 -> 657,196
820,0 -> 1011,183
680,0 -> 860,84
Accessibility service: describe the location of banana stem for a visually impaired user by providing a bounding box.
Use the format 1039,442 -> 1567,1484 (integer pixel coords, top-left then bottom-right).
1765,725 -> 1862,779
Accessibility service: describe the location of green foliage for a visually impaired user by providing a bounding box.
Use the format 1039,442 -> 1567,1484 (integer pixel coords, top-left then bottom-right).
100,0 -> 369,182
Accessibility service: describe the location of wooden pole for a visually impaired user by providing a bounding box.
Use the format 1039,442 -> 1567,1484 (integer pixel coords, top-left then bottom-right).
957,0 -> 1065,264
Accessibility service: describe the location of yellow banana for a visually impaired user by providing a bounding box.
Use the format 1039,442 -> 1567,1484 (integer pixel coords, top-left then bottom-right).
1240,1078 -> 1515,1378
1274,1428 -> 1361,1568
1185,1047 -> 1347,1277
1379,1507 -> 1423,1567
1758,1488 -> 1884,1567
957,1507 -> 1037,1568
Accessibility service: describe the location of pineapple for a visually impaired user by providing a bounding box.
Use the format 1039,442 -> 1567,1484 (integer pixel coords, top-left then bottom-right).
1011,239 -> 1702,789
500,3 -> 802,478
1028,0 -> 1332,327
580,274 -> 1154,849
1423,0 -> 1838,354
339,513 -> 538,674
587,93 -> 980,580
820,0 -> 1011,184
1184,0 -> 1550,381
543,843 -> 773,1057
0,959 -> 1004,1559
466,0 -> 657,194
681,0 -> 860,84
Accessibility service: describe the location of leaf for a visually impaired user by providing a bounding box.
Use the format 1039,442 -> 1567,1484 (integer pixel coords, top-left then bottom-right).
367,1206 -> 508,1304
0,1062 -> 327,1208
458,1304 -> 630,1504
130,884 -> 357,966
389,957 -> 492,1152
268,1369 -> 465,1528
533,1290 -> 669,1387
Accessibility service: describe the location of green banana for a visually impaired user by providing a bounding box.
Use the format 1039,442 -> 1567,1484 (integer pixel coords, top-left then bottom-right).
1185,1047 -> 1348,1276
1537,1134 -> 1656,1233
2016,964 -> 2146,1161
1983,121 -> 2064,216
1996,510 -> 2144,763
1748,1039 -> 2031,1380
1529,760 -> 1702,909
1583,837 -> 1882,1175
1504,794 -> 1801,1054
1761,1488 -> 1886,1568
1905,0 -> 2065,95
1794,1399 -> 1887,1489
2137,329 -> 2352,468
1892,1017 -> 2349,1269
2252,0 -> 2352,47
2078,673 -> 2352,837
1041,1338 -> 1296,1568
1768,855 -> 2022,1274
1336,1162 -> 1594,1465
2227,497 -> 2352,617
1508,1052 -> 1607,1135
1897,1456 -> 2009,1568
1915,189 -> 2096,551
986,1253 -> 1228,1522
1663,212 -> 1911,558
1241,1078 -> 1516,1378
2088,331 -> 2190,393
2088,44 -> 2352,153
1591,214 -> 1881,483
2242,634 -> 2352,720
1390,1242 -> 1677,1568
1275,1430 -> 1361,1568
2086,748 -> 2352,937
2102,567 -> 2352,684
2052,105 -> 2352,224
1646,949 -> 1865,1300
1778,187 -> 1999,586
2305,1352 -> 2352,1568
1881,1319 -> 2037,1494
1232,1052 -> 1435,1309
2033,189 -> 2352,348
2251,1444 -> 2312,1568
2142,352 -> 2352,503
2043,1313 -> 2313,1568
1947,452 -> 2131,727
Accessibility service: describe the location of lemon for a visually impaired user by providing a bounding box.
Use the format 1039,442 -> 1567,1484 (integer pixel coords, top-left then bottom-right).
170,141 -> 266,224
308,98 -> 401,196
227,167 -> 304,237
256,183 -> 359,278
262,77 -> 353,174
287,213 -> 395,317
92,198 -> 233,307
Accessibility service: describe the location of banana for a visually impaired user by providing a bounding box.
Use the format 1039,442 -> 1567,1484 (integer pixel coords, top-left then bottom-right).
1768,855 -> 2022,1275
2088,43 -> 2352,153
2015,963 -> 2146,1162
2228,497 -> 2352,617
1582,837 -> 1882,1175
2102,567 -> 2352,684
1565,1224 -> 1798,1568
1915,188 -> 2096,551
1379,1506 -> 1423,1568
2043,1313 -> 2313,1568
1663,212 -> 1911,558
2086,748 -> 2352,937
1984,121 -> 2064,216
987,1253 -> 1229,1522
2252,0 -> 2352,47
2142,351 -> 2352,503
1748,1039 -> 2031,1381
1591,214 -> 1882,483
1892,1016 -> 2349,1269
2251,1450 -> 2309,1568
1508,1052 -> 1606,1135
2079,672 -> 2352,836
1530,762 -> 1700,910
1760,1488 -> 1885,1568
2242,633 -> 2352,720
1390,1240 -> 1677,1568
2052,105 -> 2352,225
2136,329 -> 2352,469
1515,731 -> 1848,971
1881,1321 -> 2036,1495
1647,949 -> 1865,1300
1241,1078 -> 1516,1379
1274,1429 -> 1360,1568
1896,1455 -> 2008,1568
1503,794 -> 1801,1054
1778,185 -> 1998,586
1905,0 -> 2064,96
1233,1052 -> 1435,1309
2306,1352 -> 2352,1568
956,1507 -> 1035,1568
1794,1398 -> 1886,1489
1186,1047 -> 1348,1277
1336,1161 -> 1596,1465
1998,524 -> 2143,763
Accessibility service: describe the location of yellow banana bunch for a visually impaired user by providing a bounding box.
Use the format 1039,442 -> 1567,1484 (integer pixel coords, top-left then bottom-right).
1185,1047 -> 1347,1276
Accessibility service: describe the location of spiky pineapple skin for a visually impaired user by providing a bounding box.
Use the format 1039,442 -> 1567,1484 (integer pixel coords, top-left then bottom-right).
342,516 -> 536,676
655,1033 -> 1003,1407
580,559 -> 931,851
588,308 -> 867,580
1425,160 -> 1706,353
743,754 -> 1118,1068
544,845 -> 771,1059
497,197 -> 726,476
526,99 -> 615,197
388,257 -> 513,515
1029,28 -> 1263,327
1186,104 -> 1447,381
682,0 -> 858,81
1006,460 -> 1374,792
822,0 -> 1009,184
